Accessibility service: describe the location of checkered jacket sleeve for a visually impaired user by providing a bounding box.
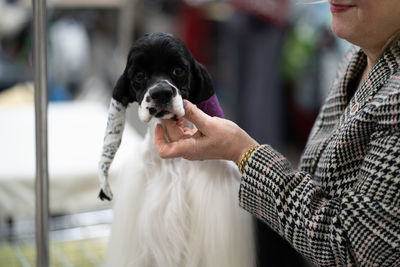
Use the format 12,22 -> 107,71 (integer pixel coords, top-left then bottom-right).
239,42 -> 400,266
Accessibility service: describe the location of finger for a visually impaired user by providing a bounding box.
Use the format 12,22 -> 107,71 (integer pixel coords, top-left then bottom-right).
176,117 -> 185,128
183,100 -> 211,133
155,124 -> 172,157
182,127 -> 198,137
161,119 -> 186,142
192,129 -> 203,139
155,124 -> 167,146
162,119 -> 177,140
155,124 -> 186,158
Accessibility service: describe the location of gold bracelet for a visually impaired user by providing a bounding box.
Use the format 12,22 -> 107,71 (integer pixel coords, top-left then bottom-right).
238,145 -> 259,174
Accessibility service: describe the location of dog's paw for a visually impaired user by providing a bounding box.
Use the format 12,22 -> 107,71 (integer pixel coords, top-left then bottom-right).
98,188 -> 113,201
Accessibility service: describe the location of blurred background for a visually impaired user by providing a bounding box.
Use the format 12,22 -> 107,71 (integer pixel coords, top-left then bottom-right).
0,0 -> 350,266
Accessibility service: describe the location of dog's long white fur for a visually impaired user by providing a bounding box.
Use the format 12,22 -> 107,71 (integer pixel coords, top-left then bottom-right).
106,120 -> 256,267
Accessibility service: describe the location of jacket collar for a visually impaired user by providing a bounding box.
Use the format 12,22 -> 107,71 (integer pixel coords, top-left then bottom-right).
340,39 -> 400,123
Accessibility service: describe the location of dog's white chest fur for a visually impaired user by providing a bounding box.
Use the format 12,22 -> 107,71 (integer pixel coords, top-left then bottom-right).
106,121 -> 255,267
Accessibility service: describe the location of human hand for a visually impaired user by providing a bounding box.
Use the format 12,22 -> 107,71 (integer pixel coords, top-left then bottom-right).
155,100 -> 259,163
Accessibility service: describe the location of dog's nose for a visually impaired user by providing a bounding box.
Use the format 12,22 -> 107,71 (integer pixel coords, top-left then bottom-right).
150,86 -> 173,103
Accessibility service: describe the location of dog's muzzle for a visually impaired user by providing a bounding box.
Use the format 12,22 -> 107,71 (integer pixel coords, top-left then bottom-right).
149,83 -> 174,104
138,80 -> 184,123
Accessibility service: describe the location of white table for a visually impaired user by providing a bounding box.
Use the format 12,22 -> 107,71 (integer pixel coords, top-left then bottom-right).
0,101 -> 142,219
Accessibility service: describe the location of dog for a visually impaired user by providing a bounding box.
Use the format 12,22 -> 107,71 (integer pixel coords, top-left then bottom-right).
99,33 -> 255,267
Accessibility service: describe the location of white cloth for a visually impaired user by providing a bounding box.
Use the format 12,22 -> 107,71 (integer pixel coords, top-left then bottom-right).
0,101 -> 142,219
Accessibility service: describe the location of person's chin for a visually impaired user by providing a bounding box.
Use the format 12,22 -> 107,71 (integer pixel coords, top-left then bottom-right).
331,19 -> 351,40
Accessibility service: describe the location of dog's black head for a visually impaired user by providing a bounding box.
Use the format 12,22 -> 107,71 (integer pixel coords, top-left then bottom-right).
112,32 -> 215,122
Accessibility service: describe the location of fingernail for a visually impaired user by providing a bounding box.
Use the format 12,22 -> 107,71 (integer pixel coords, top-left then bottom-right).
183,100 -> 187,108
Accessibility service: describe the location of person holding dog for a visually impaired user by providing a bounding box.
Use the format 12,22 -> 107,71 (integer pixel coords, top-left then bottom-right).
155,0 -> 400,266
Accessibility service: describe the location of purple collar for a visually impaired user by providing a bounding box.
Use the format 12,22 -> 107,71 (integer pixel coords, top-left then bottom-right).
197,93 -> 224,118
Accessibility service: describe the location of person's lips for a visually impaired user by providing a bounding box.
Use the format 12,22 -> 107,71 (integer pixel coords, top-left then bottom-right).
330,3 -> 356,13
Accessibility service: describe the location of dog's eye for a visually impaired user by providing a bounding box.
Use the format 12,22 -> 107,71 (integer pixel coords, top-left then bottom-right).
134,72 -> 146,83
172,67 -> 185,78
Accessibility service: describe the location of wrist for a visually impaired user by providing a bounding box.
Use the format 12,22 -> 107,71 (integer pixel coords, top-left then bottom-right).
237,144 -> 260,174
231,128 -> 259,164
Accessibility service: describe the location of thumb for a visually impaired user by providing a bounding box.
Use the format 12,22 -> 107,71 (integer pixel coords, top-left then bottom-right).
183,100 -> 211,133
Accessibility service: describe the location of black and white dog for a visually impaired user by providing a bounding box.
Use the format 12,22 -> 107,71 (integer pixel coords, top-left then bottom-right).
99,33 -> 255,267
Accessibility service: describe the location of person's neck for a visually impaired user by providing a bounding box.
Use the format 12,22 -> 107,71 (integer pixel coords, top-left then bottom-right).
353,32 -> 399,93
362,46 -> 381,74
355,45 -> 382,90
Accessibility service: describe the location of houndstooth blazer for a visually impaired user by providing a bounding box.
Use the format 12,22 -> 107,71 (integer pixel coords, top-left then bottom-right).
239,39 -> 400,266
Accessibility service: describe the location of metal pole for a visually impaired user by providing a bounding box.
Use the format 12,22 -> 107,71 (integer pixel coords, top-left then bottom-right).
33,0 -> 49,266
118,0 -> 137,56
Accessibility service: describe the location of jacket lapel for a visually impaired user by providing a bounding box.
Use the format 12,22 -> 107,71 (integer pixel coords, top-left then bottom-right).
299,41 -> 400,174
340,39 -> 400,125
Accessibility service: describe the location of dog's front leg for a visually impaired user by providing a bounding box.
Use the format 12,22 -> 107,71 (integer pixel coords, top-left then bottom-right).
98,98 -> 127,201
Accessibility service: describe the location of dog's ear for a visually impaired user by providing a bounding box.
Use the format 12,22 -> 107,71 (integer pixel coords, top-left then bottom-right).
188,61 -> 215,104
112,70 -> 136,107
